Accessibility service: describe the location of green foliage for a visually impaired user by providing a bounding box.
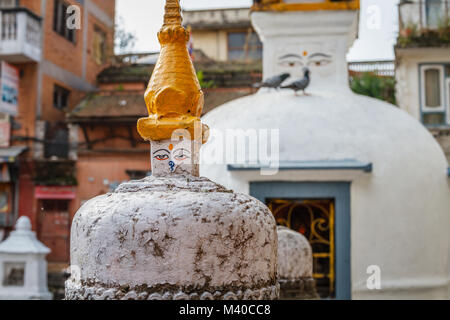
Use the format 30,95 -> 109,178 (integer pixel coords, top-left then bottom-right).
350,73 -> 396,105
397,23 -> 419,48
397,19 -> 450,48
196,70 -> 215,89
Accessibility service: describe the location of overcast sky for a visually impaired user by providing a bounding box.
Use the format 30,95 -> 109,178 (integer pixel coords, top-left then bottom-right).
116,0 -> 400,61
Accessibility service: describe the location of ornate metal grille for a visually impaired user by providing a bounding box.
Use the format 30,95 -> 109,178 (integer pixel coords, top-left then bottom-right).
267,199 -> 335,299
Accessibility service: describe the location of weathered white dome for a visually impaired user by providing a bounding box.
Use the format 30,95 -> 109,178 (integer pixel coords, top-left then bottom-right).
66,175 -> 279,300
201,88 -> 450,299
277,226 -> 318,299
277,226 -> 313,279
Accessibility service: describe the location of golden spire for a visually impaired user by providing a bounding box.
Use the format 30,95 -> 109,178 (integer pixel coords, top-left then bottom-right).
137,0 -> 208,144
163,0 -> 183,27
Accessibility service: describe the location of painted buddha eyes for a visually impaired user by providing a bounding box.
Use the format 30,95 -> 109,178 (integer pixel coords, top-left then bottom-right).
279,60 -> 304,68
173,148 -> 191,162
278,54 -> 304,68
152,147 -> 191,163
307,57 -> 332,67
155,154 -> 169,161
153,149 -> 170,161
278,52 -> 333,68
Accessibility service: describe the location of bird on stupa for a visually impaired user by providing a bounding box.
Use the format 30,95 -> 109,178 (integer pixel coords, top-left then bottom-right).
281,67 -> 311,95
253,73 -> 291,90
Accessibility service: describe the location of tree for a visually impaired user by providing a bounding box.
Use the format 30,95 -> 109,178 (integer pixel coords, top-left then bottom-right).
115,16 -> 137,54
350,73 -> 396,105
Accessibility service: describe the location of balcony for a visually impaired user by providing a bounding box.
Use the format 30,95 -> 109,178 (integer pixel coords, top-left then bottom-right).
397,0 -> 450,48
0,8 -> 42,62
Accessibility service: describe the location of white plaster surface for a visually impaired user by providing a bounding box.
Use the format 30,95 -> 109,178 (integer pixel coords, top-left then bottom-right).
251,10 -> 358,92
277,226 -> 313,279
68,175 -> 278,297
201,87 -> 450,299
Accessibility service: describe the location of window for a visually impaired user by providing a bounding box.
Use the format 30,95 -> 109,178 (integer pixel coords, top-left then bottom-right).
447,78 -> 450,124
41,200 -> 69,212
227,31 -> 262,61
0,0 -> 15,8
3,262 -> 25,287
44,122 -> 69,159
53,85 -> 70,111
423,113 -> 446,126
424,68 -> 441,108
53,0 -> 75,43
420,64 -> 449,126
424,0 -> 443,29
93,26 -> 107,65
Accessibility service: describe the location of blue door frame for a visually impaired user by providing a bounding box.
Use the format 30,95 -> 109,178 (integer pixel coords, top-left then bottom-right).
250,181 -> 351,300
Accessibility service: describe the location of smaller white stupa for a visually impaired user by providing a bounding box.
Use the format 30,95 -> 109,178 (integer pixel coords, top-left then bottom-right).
277,226 -> 319,299
0,217 -> 52,300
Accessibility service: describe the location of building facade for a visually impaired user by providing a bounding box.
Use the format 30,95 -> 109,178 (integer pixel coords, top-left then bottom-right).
0,0 -> 115,274
396,0 -> 450,161
183,7 -> 262,62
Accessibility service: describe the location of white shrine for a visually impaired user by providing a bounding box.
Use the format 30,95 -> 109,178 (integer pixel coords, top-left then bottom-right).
277,226 -> 319,299
201,0 -> 450,299
0,217 -> 52,300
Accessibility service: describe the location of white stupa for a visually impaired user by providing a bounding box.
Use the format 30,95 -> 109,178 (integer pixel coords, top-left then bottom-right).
277,226 -> 318,299
201,0 -> 450,299
0,217 -> 52,300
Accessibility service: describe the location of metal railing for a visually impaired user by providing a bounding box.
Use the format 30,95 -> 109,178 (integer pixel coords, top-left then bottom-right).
399,0 -> 450,31
348,61 -> 395,77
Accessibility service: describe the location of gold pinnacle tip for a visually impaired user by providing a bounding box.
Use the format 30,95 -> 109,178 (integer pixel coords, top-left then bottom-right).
163,0 -> 182,27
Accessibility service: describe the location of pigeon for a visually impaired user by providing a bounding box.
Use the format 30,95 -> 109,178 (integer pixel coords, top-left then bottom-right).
281,67 -> 310,95
253,73 -> 291,90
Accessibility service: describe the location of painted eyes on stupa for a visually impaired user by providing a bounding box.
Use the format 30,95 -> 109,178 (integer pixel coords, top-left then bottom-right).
278,60 -> 304,68
153,148 -> 191,162
278,52 -> 333,68
155,154 -> 169,161
153,149 -> 170,161
172,148 -> 191,161
306,53 -> 332,67
307,58 -> 332,67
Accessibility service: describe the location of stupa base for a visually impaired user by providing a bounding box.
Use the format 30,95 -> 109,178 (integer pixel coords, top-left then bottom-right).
65,280 -> 279,300
278,278 -> 319,300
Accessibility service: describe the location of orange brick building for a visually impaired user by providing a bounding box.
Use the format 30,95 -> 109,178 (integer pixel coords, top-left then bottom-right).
0,0 -> 115,271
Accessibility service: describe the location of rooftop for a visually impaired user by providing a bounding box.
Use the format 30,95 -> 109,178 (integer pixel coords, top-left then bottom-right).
182,7 -> 251,31
71,48 -> 262,122
68,88 -> 256,122
97,58 -> 262,84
